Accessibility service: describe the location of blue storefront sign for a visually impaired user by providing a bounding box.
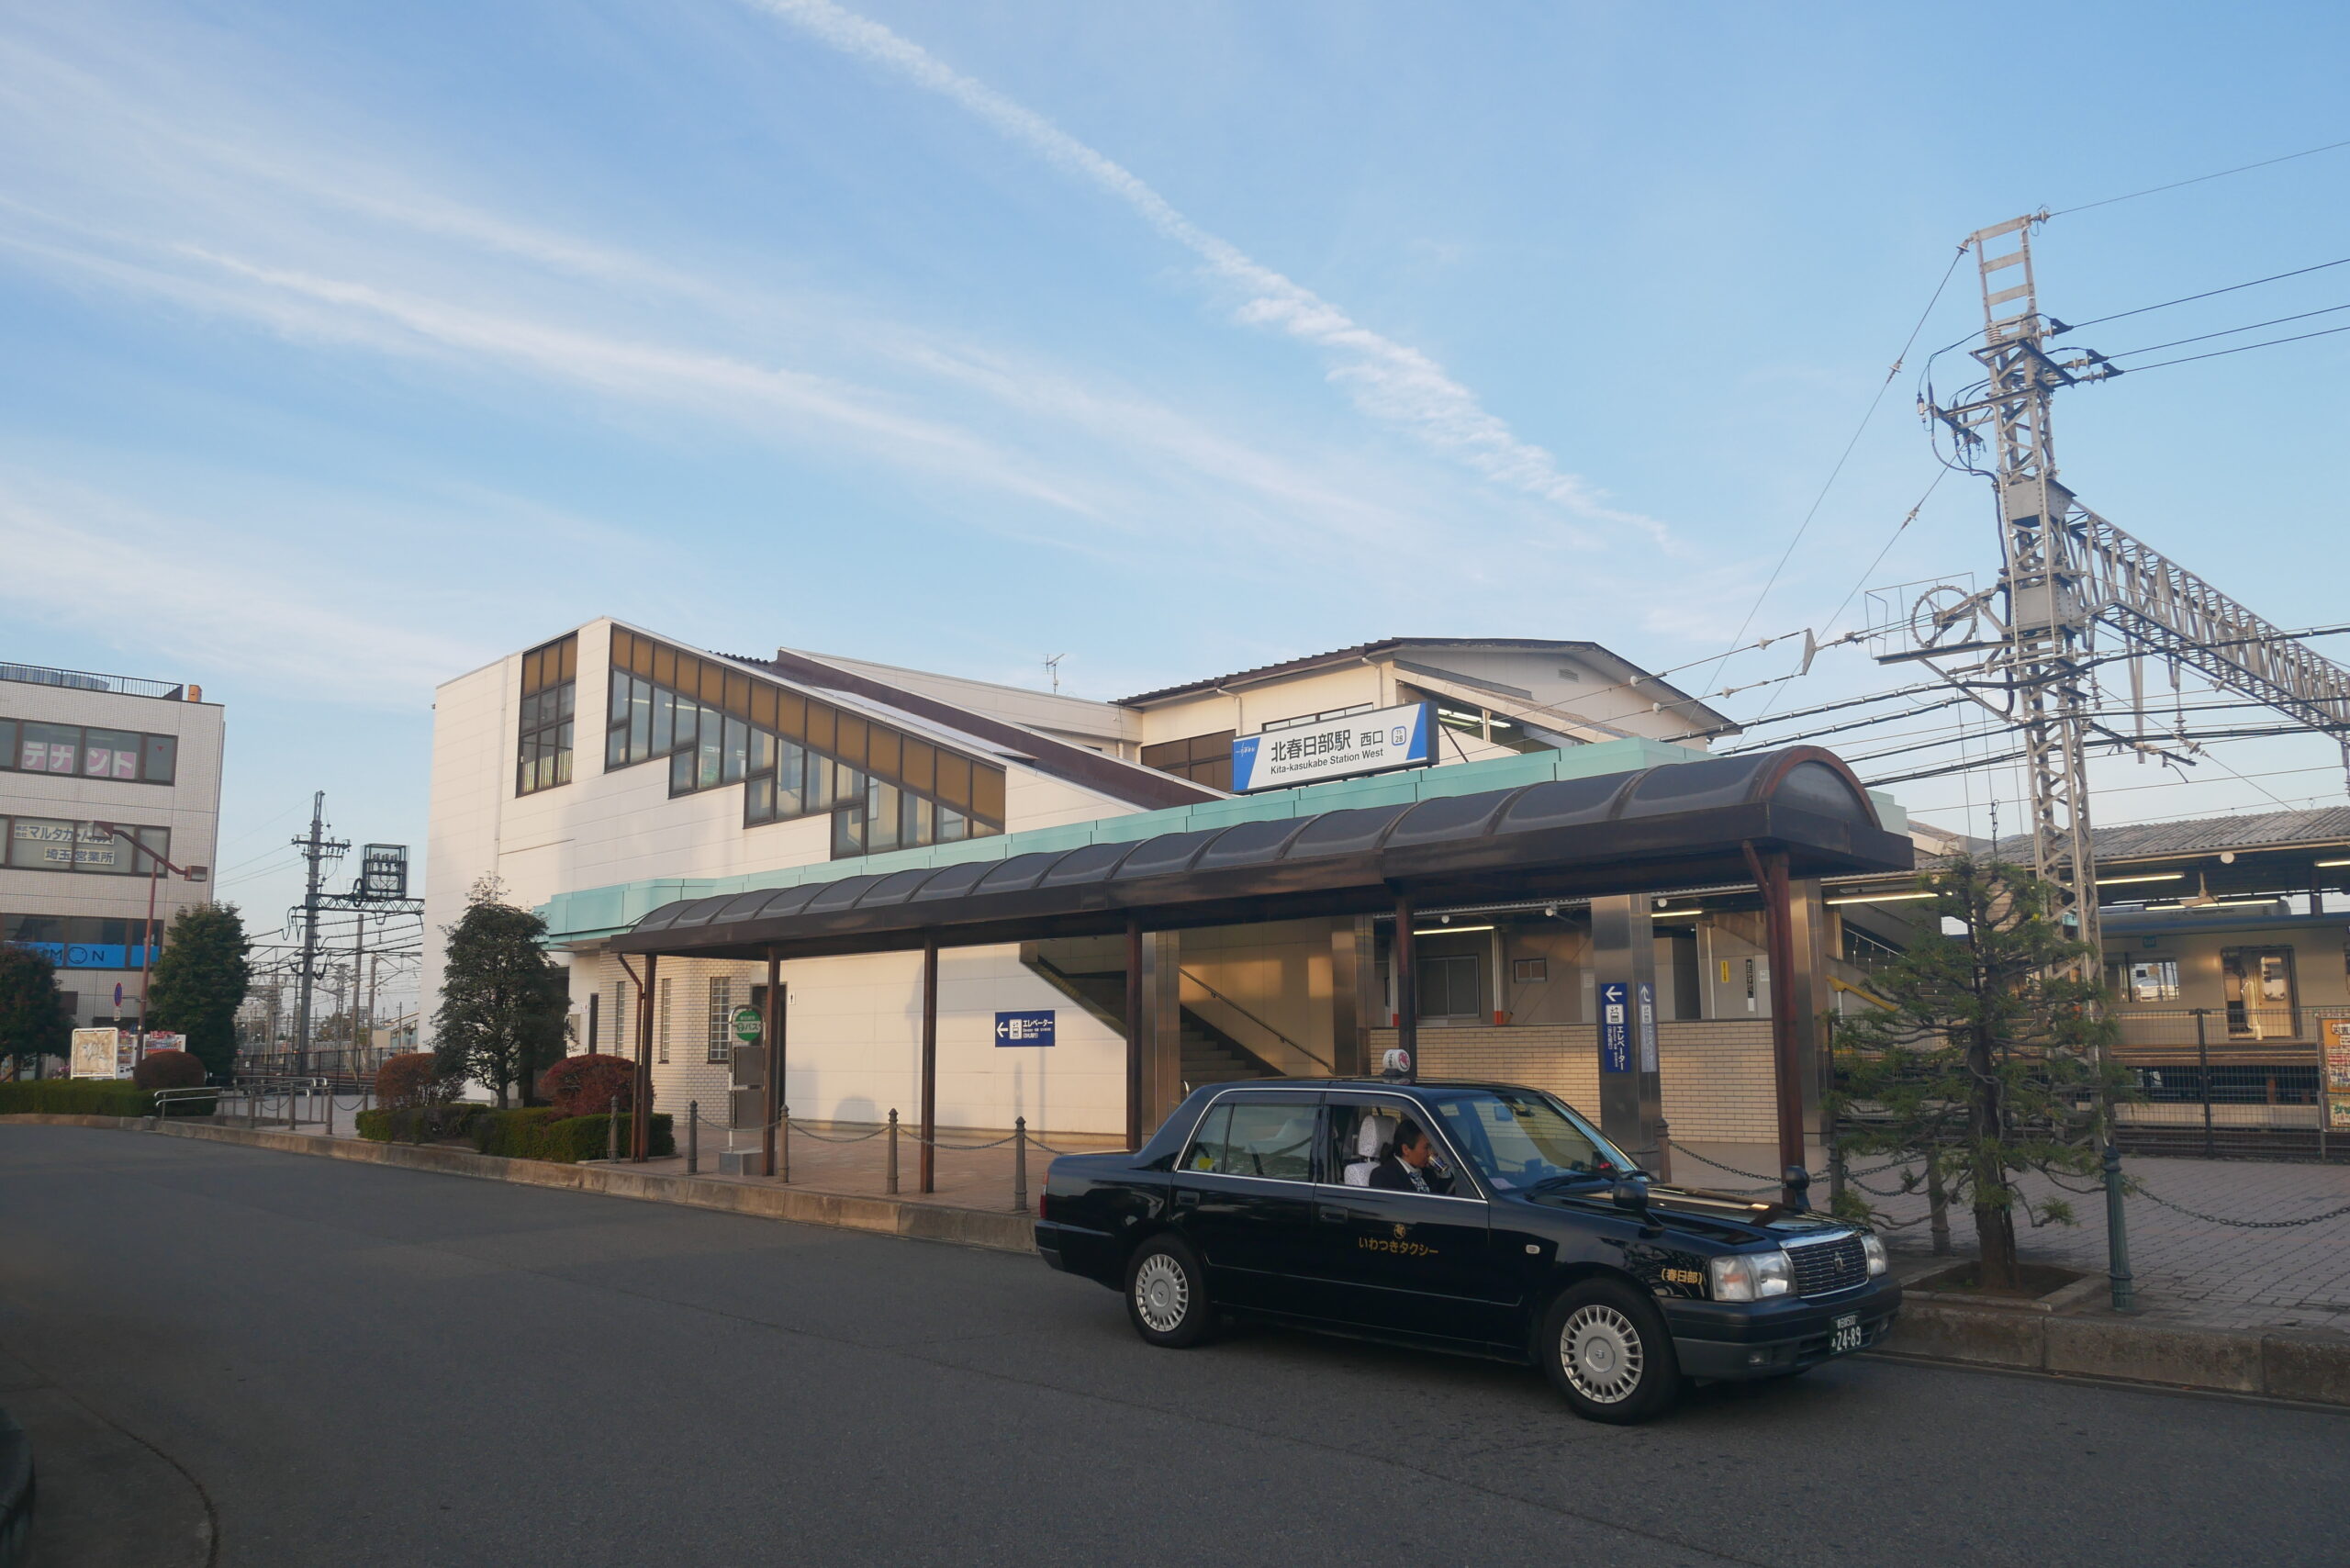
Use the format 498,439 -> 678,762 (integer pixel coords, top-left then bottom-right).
994,1010 -> 1056,1047
1599,981 -> 1631,1073
7,942 -> 152,970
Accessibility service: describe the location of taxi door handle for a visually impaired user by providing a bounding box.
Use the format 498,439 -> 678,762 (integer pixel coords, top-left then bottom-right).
1175,1190 -> 1200,1206
1316,1204 -> 1350,1224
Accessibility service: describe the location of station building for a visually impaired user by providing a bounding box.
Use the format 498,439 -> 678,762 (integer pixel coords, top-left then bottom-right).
0,659 -> 223,1037
424,622 -> 1920,1148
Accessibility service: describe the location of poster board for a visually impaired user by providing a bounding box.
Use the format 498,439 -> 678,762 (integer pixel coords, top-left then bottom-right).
2322,1018 -> 2350,1133
71,1028 -> 131,1080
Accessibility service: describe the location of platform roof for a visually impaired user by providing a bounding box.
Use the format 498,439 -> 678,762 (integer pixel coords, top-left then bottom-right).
610,746 -> 1911,962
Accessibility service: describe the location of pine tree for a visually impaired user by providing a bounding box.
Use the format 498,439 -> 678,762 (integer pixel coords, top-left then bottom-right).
145,903 -> 252,1081
0,945 -> 73,1078
432,878 -> 571,1107
1830,856 -> 2128,1292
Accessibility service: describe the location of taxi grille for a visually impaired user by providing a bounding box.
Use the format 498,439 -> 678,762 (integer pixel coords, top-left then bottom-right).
1789,1235 -> 1869,1297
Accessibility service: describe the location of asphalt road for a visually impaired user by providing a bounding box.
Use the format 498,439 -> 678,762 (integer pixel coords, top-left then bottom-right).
2,1127 -> 2344,1568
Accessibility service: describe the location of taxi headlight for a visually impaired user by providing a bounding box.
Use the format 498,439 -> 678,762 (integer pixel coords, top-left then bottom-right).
1861,1232 -> 1887,1276
1708,1249 -> 1795,1302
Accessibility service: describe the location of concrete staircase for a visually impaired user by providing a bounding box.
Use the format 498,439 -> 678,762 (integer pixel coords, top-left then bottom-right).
1027,962 -> 1281,1090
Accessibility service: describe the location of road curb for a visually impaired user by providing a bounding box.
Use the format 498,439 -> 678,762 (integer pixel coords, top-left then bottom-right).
137,1118 -> 1040,1254
1880,1298 -> 2350,1406
0,1404 -> 30,1568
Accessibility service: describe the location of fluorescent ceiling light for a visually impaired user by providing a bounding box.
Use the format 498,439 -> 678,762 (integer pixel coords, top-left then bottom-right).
1413,924 -> 1494,935
2317,857 -> 2350,868
1827,891 -> 1938,905
2097,872 -> 2185,886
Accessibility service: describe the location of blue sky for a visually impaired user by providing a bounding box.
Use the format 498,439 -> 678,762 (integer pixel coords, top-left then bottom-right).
3,1 -> 2345,958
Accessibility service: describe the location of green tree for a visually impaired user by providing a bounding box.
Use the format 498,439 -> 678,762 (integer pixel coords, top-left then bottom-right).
1830,856 -> 2129,1292
145,903 -> 252,1081
433,878 -> 570,1107
0,944 -> 73,1078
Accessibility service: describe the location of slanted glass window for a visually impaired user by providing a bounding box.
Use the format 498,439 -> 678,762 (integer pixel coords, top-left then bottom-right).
1141,731 -> 1233,791
516,634 -> 577,796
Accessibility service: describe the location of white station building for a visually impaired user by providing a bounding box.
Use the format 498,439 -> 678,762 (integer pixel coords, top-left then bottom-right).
423,622 -> 1918,1146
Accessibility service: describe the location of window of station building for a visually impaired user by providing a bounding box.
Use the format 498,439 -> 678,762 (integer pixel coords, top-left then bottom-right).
1,818 -> 168,876
0,717 -> 178,783
516,634 -> 577,796
1400,685 -> 1551,757
1139,730 -> 1233,791
705,976 -> 733,1064
604,628 -> 1003,858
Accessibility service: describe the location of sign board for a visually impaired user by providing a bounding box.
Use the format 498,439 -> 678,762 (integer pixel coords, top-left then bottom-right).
995,1010 -> 1056,1047
2323,1019 -> 2350,1133
70,1028 -> 130,1080
731,1005 -> 764,1044
1229,702 -> 1432,792
1599,982 -> 1631,1073
1637,981 -> 1659,1073
143,1033 -> 185,1057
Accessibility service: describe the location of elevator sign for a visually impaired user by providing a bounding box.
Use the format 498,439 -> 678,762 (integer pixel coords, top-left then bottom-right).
1599,982 -> 1631,1073
995,1010 -> 1056,1047
1228,702 -> 1432,792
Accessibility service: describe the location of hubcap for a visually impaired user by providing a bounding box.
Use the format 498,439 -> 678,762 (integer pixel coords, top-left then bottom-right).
1560,1304 -> 1644,1404
1134,1253 -> 1190,1334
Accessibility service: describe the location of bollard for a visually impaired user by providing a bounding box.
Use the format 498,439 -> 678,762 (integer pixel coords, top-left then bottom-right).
1013,1115 -> 1028,1215
887,1109 -> 900,1195
688,1100 -> 699,1175
607,1101 -> 621,1163
2104,1142 -> 2137,1313
780,1104 -> 791,1185
326,1085 -> 335,1137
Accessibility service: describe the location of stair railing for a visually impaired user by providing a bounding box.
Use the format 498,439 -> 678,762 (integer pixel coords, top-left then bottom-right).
1178,969 -> 1333,1074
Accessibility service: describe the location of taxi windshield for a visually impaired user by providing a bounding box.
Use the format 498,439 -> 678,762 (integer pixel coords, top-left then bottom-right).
1428,1089 -> 1636,1193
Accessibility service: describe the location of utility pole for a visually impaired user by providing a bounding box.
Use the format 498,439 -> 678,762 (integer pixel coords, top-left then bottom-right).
290,793 -> 351,1076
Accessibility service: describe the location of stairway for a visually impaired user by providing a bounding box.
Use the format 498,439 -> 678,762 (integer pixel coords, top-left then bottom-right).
1032,963 -> 1280,1089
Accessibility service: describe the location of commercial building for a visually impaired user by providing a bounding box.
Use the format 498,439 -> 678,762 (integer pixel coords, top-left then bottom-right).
426,622 -> 1919,1152
0,659 -> 224,1037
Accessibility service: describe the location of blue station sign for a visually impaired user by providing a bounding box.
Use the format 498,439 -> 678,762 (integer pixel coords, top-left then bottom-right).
994,1010 -> 1056,1047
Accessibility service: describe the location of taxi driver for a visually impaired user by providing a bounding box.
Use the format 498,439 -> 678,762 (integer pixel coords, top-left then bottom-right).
1370,1119 -> 1454,1196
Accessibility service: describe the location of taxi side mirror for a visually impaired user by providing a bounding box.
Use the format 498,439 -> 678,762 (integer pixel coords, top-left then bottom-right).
1610,1177 -> 1651,1216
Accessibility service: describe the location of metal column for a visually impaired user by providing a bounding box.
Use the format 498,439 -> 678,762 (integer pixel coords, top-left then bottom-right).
633,954 -> 656,1162
1125,917 -> 1144,1150
762,952 -> 781,1178
1393,894 -> 1417,1080
1590,893 -> 1663,1166
920,934 -> 938,1194
1743,846 -> 1808,1201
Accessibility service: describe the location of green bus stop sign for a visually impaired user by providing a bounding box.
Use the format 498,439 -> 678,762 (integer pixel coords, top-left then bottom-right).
732,1005 -> 764,1044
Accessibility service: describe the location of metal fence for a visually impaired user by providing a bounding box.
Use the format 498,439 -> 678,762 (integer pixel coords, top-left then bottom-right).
235,1047 -> 398,1085
2109,1006 -> 2344,1161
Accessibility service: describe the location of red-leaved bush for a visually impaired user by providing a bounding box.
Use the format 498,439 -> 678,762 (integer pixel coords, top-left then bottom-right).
131,1049 -> 207,1090
538,1053 -> 644,1117
375,1051 -> 453,1110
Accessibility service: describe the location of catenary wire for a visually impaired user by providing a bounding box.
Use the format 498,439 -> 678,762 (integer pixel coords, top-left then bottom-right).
2053,253 -> 2350,333
2046,135 -> 2350,218
2106,319 -> 2350,375
2098,298 -> 2350,358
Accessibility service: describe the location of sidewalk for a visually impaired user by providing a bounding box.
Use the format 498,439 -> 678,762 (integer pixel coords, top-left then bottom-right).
1673,1139 -> 2350,1336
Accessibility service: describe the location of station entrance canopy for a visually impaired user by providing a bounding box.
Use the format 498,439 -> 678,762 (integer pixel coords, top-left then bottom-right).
611,748 -> 1910,962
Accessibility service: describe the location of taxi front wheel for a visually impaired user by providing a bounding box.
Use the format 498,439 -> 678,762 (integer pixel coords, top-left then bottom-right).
1539,1279 -> 1682,1424
1125,1236 -> 1215,1349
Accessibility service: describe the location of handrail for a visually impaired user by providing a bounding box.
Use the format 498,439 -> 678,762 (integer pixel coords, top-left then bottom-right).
1178,968 -> 1334,1073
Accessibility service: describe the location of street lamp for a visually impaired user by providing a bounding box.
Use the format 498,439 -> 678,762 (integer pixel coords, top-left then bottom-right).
90,821 -> 199,1051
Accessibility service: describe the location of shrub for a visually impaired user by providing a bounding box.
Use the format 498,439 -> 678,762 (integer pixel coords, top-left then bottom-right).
375,1051 -> 454,1111
131,1049 -> 207,1091
356,1103 -> 495,1143
538,1053 -> 644,1117
537,1113 -> 673,1163
0,1080 -> 158,1116
469,1107 -> 565,1159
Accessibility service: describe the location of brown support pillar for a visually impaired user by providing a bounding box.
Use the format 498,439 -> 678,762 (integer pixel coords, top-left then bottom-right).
920,933 -> 938,1194
1329,918 -> 1368,1079
762,952 -> 781,1178
1393,893 -> 1417,1080
1124,917 -> 1144,1150
633,953 -> 656,1162
1743,843 -> 1807,1204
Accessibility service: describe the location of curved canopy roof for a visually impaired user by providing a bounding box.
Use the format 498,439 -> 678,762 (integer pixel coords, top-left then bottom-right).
611,747 -> 1910,961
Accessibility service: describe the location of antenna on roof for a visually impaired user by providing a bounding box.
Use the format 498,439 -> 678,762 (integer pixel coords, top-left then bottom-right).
1044,653 -> 1067,693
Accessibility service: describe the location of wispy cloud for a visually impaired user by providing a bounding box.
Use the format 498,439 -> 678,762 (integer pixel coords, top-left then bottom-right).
744,0 -> 1667,545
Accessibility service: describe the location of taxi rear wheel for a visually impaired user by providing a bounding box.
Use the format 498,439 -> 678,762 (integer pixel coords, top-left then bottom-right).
1539,1279 -> 1681,1424
1125,1236 -> 1214,1349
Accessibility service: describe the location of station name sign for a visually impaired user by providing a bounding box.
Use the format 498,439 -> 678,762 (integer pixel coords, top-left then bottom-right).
1229,701 -> 1432,792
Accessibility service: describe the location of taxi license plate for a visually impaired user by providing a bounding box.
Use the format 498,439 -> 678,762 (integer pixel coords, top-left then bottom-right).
1830,1313 -> 1863,1354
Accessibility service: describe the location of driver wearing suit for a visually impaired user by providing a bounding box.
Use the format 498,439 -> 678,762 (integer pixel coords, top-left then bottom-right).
1370,1119 -> 1455,1195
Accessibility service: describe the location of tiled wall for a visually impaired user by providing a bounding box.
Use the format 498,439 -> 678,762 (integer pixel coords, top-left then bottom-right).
1375,1019 -> 1777,1142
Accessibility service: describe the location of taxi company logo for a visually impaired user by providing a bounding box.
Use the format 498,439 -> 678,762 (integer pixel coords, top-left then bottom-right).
1392,1222 -> 1407,1240
1662,1268 -> 1704,1286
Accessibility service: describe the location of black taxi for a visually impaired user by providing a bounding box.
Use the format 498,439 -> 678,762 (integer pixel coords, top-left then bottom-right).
1035,1079 -> 1900,1423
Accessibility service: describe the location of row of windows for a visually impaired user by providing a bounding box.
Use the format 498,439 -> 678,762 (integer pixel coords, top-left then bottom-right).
1,718 -> 178,785
517,634 -> 578,796
3,818 -> 170,876
1140,729 -> 1233,792
602,630 -> 1004,855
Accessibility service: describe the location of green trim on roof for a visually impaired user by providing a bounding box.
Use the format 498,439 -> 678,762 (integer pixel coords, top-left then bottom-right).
536,738 -> 1903,945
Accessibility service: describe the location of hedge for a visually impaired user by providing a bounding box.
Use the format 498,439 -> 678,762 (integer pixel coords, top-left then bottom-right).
354,1103 -> 498,1144
0,1080 -> 215,1116
535,1112 -> 674,1163
352,1103 -> 674,1162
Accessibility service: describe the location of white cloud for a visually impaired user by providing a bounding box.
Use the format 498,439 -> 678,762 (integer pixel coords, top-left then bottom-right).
744,0 -> 1669,546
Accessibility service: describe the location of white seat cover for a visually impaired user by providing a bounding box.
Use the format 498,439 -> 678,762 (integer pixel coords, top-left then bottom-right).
1342,1111 -> 1393,1187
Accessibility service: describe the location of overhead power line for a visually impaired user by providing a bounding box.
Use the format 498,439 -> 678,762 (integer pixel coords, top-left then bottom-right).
2053,254 -> 2350,334
2100,298 -> 2350,359
2110,319 -> 2350,375
2048,135 -> 2350,218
